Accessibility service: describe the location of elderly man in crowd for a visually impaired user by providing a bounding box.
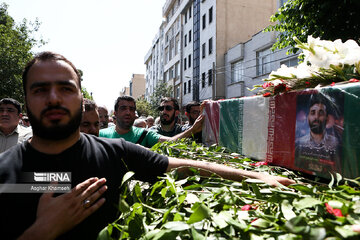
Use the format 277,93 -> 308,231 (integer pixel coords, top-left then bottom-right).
80,98 -> 100,136
146,115 -> 155,128
98,105 -> 109,129
0,98 -> 32,153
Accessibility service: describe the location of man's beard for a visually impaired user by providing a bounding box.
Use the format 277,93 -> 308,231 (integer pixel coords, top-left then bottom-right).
160,112 -> 175,125
116,116 -> 134,130
27,104 -> 83,140
309,119 -> 326,134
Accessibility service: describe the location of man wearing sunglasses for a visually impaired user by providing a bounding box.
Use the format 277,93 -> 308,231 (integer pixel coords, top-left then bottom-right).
150,97 -> 185,137
100,96 -> 203,147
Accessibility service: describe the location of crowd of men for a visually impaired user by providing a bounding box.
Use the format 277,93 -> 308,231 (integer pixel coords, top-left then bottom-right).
0,51 -> 294,239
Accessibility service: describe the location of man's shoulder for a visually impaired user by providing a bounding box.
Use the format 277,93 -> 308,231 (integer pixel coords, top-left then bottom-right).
0,144 -> 25,183
99,126 -> 117,137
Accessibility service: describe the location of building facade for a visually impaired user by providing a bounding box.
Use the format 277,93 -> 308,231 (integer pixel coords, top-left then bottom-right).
129,74 -> 146,99
225,30 -> 299,98
145,0 -> 291,106
144,23 -> 165,102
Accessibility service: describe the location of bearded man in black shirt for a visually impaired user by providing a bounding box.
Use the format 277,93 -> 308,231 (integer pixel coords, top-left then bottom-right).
0,52 -> 295,239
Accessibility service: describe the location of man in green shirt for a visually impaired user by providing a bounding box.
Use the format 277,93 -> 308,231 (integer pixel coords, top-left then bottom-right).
100,96 -> 203,148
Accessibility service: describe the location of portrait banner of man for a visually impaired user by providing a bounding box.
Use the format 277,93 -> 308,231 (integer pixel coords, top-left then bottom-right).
294,90 -> 344,177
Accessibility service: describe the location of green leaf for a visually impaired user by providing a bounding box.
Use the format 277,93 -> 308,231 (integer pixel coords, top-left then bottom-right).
163,221 -> 190,231
191,227 -> 206,240
289,184 -> 314,195
335,225 -> 359,238
212,211 -> 231,229
250,183 -> 262,199
309,228 -> 326,240
284,216 -> 310,234
96,225 -> 112,240
119,199 -> 130,213
121,171 -> 135,188
293,198 -> 322,210
251,218 -> 271,228
173,212 -> 183,221
187,203 -> 212,224
281,200 -> 297,220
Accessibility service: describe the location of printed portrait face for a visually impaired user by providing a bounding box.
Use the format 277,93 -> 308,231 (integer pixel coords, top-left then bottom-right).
308,103 -> 327,134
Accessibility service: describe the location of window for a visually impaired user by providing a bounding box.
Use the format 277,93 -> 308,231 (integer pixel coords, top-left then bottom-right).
209,7 -> 213,23
175,62 -> 180,78
189,30 -> 192,42
202,14 -> 206,29
208,69 -> 212,85
280,57 -> 298,67
202,43 -> 206,58
188,80 -> 191,93
231,60 -> 244,83
185,12 -> 187,24
188,54 -> 191,68
169,66 -> 174,79
184,35 -> 187,47
202,72 -> 206,88
176,86 -> 180,99
257,48 -> 273,76
169,38 -> 174,60
208,38 -> 213,54
165,47 -> 169,64
184,82 -> 187,94
175,34 -> 180,55
189,7 -> 192,19
184,58 -> 187,70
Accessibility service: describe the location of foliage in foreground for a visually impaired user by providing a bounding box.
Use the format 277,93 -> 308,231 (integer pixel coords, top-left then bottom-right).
98,140 -> 360,240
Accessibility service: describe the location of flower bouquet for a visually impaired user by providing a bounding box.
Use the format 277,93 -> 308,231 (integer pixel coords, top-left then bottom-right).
253,36 -> 360,96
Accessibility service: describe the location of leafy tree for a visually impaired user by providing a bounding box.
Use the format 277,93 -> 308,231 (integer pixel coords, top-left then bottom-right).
135,96 -> 154,117
266,0 -> 360,54
81,87 -> 93,100
149,81 -> 173,116
0,3 -> 45,102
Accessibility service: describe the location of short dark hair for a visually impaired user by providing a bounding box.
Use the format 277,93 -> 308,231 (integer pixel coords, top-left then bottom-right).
185,101 -> 200,113
114,95 -> 136,111
83,98 -> 98,112
160,97 -> 179,110
0,98 -> 21,114
309,94 -> 330,115
22,51 -> 82,96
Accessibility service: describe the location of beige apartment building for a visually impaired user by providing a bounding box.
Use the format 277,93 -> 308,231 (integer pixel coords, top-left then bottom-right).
129,74 -> 146,99
145,0 -> 279,106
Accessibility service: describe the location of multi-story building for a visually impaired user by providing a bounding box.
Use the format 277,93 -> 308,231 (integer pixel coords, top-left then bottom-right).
144,23 -> 165,102
120,86 -> 130,97
129,74 -> 146,99
225,30 -> 299,98
145,0 -> 288,107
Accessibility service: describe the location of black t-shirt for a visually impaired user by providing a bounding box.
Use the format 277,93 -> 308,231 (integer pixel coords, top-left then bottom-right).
0,133 -> 168,239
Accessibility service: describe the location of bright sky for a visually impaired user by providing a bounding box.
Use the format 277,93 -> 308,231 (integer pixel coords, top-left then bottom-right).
2,0 -> 166,111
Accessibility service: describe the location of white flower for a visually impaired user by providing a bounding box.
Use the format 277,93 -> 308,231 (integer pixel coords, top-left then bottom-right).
269,64 -> 296,79
293,63 -> 315,78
